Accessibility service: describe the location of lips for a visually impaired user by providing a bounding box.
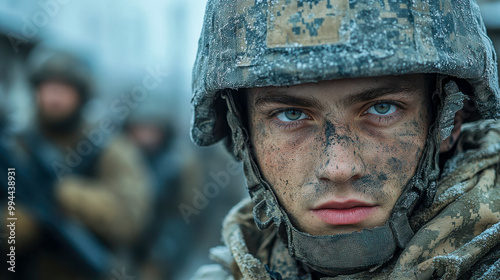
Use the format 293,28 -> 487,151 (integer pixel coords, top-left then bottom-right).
311,200 -> 378,226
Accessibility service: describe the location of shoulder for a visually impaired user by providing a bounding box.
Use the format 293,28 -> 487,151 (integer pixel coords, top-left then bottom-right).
98,134 -> 144,166
93,134 -> 150,182
101,134 -> 138,155
191,245 -> 236,279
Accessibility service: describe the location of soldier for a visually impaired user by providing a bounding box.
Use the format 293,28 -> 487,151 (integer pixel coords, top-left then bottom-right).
10,51 -> 152,279
190,1 -> 500,279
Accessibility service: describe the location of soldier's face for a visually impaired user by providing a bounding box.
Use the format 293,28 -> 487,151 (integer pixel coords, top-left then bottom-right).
247,75 -> 430,236
37,81 -> 80,122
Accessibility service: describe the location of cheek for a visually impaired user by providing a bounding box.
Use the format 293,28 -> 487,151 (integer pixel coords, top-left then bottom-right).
63,94 -> 80,109
251,121 -> 318,203
365,117 -> 428,201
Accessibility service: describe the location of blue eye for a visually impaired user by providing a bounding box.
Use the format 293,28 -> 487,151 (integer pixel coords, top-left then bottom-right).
277,109 -> 308,122
367,103 -> 397,115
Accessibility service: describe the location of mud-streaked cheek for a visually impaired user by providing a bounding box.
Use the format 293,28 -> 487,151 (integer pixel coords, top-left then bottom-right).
370,119 -> 427,206
253,122 -> 320,205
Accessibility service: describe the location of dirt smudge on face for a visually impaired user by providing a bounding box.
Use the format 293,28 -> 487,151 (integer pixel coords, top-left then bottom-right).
378,173 -> 388,181
352,174 -> 384,196
387,157 -> 403,173
324,120 -> 337,141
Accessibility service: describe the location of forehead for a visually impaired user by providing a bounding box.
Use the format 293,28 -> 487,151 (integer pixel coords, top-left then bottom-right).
38,81 -> 78,91
248,74 -> 428,102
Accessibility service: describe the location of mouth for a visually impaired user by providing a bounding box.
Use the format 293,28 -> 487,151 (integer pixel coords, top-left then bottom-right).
311,200 -> 378,226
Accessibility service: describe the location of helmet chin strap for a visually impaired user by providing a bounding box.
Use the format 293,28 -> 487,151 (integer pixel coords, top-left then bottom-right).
221,77 -> 465,274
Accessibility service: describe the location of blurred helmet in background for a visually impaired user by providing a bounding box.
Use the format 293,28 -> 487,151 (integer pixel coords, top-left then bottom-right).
29,51 -> 93,104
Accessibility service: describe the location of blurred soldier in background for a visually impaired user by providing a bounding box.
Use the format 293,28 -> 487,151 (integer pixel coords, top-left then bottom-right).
123,96 -> 201,279
2,51 -> 152,280
122,89 -> 246,280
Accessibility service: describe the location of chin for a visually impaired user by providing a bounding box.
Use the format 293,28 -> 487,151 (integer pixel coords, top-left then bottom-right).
300,217 -> 387,236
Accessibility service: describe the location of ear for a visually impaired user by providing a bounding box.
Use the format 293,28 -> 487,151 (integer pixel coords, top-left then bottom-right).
440,110 -> 464,153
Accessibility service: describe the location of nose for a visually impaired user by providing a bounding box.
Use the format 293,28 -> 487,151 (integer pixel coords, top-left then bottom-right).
316,123 -> 365,184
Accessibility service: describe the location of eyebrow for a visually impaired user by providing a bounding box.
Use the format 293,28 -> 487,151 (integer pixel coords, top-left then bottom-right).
342,84 -> 418,107
253,82 -> 419,109
254,90 -> 326,110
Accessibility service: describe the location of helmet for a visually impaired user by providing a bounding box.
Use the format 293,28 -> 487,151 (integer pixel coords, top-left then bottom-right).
191,0 -> 500,274
192,0 -> 499,147
29,51 -> 93,102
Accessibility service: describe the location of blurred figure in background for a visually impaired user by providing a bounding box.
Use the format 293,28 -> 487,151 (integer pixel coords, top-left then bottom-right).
3,51 -> 152,280
123,96 -> 202,279
121,90 -> 247,280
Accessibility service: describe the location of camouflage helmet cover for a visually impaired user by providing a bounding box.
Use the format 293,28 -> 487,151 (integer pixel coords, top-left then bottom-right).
191,0 -> 500,146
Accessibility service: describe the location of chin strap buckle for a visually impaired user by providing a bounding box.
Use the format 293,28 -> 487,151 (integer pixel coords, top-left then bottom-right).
253,199 -> 274,230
